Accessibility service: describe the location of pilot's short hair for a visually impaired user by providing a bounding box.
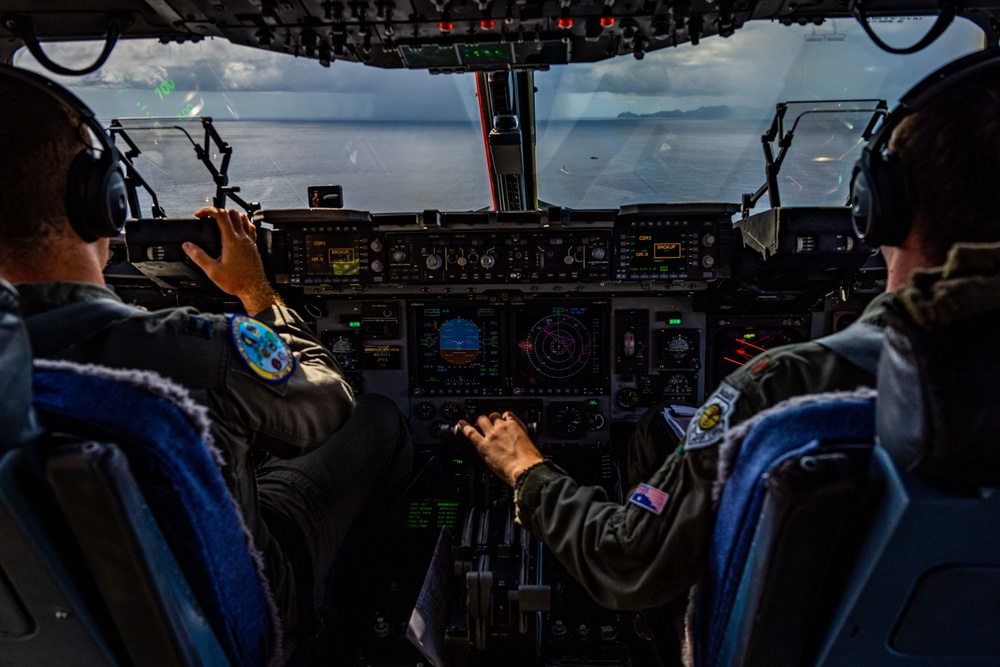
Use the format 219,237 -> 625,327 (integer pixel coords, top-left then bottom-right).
0,75 -> 87,263
891,71 -> 1000,265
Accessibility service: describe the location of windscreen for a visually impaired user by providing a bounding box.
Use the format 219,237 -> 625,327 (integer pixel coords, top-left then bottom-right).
533,17 -> 983,211
14,40 -> 491,215
14,17 -> 984,213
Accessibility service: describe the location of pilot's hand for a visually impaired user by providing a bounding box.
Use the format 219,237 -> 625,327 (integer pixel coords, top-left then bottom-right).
458,411 -> 544,486
185,207 -> 283,315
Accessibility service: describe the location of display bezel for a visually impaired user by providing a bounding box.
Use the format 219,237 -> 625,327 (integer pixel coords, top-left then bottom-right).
409,302 -> 506,396
511,301 -> 609,396
303,233 -> 362,277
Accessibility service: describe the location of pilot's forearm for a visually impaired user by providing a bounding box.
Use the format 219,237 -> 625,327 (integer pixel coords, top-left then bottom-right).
514,450 -> 717,611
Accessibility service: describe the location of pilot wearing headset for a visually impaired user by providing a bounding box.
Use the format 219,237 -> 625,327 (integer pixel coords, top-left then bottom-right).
461,48 -> 1000,624
0,66 -> 412,650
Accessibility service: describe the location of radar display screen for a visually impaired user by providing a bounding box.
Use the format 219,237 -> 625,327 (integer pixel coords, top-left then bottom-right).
304,234 -> 360,277
411,303 -> 503,395
513,302 -> 608,395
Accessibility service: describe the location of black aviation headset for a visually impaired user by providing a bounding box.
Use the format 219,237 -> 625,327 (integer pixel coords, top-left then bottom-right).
0,65 -> 127,242
850,47 -> 1000,247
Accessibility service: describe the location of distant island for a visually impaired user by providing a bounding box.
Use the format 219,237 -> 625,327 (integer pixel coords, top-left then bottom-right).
617,105 -> 767,120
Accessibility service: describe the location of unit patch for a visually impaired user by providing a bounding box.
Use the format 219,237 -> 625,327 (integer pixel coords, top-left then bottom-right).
628,483 -> 670,515
229,315 -> 295,383
684,382 -> 741,450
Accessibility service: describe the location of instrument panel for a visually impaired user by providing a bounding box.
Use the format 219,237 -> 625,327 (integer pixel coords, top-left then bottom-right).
258,204 -> 734,290
108,203 -> 879,666
115,203 -> 876,450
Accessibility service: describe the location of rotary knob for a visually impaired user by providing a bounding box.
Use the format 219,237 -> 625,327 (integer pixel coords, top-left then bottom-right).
480,253 -> 496,269
591,246 -> 606,260
616,388 -> 640,410
391,249 -> 407,262
426,254 -> 443,270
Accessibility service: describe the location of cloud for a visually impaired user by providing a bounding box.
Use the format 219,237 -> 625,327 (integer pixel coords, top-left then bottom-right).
14,38 -> 482,120
12,15 -> 984,120
535,16 -> 982,117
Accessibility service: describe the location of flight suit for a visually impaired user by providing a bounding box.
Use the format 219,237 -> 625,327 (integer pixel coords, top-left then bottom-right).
17,281 -> 412,642
513,292 -> 892,611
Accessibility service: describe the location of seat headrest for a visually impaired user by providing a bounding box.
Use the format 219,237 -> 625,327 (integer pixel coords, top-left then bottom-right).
0,278 -> 40,451
877,297 -> 1000,487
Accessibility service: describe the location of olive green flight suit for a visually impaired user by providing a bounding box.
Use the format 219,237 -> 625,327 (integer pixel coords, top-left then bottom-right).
514,292 -> 892,611
18,281 -> 412,642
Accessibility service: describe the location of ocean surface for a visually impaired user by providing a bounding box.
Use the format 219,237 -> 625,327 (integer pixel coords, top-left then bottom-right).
123,117 -> 861,217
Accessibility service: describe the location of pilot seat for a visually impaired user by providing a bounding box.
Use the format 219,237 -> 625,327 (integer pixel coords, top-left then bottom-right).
0,278 -> 280,667
693,295 -> 1000,666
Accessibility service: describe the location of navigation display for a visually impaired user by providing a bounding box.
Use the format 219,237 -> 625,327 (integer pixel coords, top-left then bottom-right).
513,302 -> 608,395
411,303 -> 503,395
305,234 -> 360,277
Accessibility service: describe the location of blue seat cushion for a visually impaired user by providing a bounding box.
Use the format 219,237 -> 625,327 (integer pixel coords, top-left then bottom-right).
697,390 -> 877,666
32,361 -> 276,667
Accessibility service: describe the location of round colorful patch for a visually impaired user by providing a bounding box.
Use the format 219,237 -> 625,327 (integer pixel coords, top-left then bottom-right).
229,315 -> 295,383
698,404 -> 723,431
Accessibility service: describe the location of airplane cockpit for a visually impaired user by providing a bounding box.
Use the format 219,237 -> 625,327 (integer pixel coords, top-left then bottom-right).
2,1 -> 1000,665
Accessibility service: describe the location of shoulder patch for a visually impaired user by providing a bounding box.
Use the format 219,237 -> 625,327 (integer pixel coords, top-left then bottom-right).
628,483 -> 670,515
229,314 -> 295,383
683,382 -> 741,451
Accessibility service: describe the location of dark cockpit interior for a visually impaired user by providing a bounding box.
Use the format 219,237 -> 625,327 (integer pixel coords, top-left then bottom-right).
3,1 -> 1000,666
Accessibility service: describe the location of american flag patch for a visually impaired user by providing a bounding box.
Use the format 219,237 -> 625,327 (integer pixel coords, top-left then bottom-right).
628,483 -> 669,515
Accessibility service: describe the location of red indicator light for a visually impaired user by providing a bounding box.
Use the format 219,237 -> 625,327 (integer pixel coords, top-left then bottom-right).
557,16 -> 573,29
439,21 -> 454,32
600,15 -> 615,27
481,19 -> 496,30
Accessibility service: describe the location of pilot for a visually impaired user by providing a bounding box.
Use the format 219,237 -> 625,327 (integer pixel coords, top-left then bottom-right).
460,50 -> 1000,632
0,66 -> 412,651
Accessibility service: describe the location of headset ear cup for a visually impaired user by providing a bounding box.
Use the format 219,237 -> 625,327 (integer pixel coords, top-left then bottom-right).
851,147 -> 911,247
66,148 -> 127,242
851,157 -> 877,242
101,163 -> 128,235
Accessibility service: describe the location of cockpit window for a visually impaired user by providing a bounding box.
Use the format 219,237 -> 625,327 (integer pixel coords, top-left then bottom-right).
534,17 -> 983,211
13,40 -> 491,214
12,17 -> 983,214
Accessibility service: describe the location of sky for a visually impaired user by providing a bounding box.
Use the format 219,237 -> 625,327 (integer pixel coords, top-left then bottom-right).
13,16 -> 983,122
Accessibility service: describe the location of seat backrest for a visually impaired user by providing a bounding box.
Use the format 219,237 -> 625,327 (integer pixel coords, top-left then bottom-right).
816,296 -> 1000,664
0,279 -> 278,666
694,389 -> 877,667
0,279 -> 39,451
0,279 -> 120,665
815,446 -> 1000,664
30,360 -> 280,667
697,294 -> 1000,667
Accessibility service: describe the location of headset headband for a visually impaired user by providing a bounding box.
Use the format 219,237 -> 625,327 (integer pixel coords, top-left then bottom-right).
0,64 -> 118,162
850,47 -> 1000,246
0,64 -> 127,241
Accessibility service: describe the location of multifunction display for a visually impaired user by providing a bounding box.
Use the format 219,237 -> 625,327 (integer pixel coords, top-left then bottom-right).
305,234 -> 360,277
615,218 -> 718,281
411,303 -> 503,395
408,301 -> 609,396
513,302 -> 608,396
